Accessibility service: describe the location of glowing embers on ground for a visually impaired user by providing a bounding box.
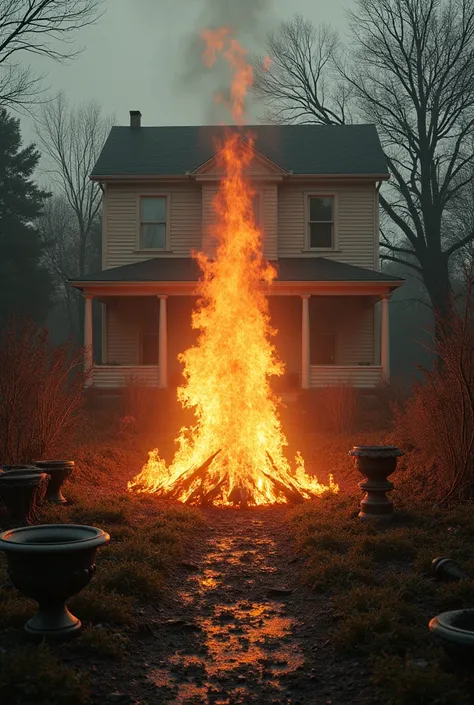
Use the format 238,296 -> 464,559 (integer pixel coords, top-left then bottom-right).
127,29 -> 337,506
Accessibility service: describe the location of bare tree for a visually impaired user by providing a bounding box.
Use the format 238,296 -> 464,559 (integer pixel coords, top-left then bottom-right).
0,0 -> 104,107
37,193 -> 81,339
254,4 -> 474,328
35,95 -> 112,336
36,95 -> 111,278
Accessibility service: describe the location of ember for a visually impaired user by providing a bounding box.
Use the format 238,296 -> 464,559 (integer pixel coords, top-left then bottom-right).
127,28 -> 338,506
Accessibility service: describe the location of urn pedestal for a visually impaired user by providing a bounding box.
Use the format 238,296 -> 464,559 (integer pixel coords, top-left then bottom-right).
0,524 -> 110,637
35,460 -> 74,504
349,445 -> 404,521
0,472 -> 49,525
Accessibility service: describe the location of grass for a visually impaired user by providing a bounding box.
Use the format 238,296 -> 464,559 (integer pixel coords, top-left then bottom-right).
290,494 -> 474,705
0,644 -> 90,705
0,426 -> 208,705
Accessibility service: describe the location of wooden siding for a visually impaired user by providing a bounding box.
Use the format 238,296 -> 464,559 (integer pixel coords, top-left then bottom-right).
104,179 -> 377,269
310,297 -> 375,365
201,183 -> 278,259
278,183 -> 376,268
106,301 -> 138,364
92,365 -> 159,388
105,182 -> 202,268
310,365 -> 382,388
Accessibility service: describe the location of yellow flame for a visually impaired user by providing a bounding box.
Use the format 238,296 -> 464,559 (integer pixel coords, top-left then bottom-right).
127,29 -> 338,506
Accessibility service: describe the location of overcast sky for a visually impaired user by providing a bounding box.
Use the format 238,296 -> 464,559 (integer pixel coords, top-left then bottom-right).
20,0 -> 349,147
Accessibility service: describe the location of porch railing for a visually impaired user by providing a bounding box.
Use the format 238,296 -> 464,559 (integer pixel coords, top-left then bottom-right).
310,365 -> 383,388
91,365 -> 160,388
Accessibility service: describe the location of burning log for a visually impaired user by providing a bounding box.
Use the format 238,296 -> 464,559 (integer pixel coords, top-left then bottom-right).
264,453 -> 306,504
165,450 -> 221,501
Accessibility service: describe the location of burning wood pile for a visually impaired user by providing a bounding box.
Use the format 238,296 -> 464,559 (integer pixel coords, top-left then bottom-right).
128,29 -> 337,508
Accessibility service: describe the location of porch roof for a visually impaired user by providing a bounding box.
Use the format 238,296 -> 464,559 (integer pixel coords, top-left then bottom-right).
71,257 -> 403,288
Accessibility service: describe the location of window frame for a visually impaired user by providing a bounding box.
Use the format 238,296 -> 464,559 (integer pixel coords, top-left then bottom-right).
304,192 -> 338,251
138,194 -> 171,251
251,192 -> 262,226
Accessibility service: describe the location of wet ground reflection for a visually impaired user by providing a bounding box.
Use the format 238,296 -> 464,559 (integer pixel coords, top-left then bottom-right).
149,513 -> 306,703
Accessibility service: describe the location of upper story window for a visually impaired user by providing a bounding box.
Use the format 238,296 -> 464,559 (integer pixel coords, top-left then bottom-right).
140,196 -> 167,249
308,196 -> 334,249
251,194 -> 260,225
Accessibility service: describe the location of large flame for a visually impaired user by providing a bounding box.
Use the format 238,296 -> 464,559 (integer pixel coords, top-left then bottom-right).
128,29 -> 338,506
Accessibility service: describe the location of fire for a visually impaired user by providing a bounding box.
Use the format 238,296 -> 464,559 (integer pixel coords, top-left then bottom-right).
127,29 -> 338,506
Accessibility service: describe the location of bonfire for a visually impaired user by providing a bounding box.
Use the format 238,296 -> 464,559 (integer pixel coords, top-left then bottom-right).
128,28 -> 338,507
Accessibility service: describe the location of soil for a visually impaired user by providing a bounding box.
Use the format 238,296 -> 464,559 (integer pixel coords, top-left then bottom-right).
85,506 -> 375,705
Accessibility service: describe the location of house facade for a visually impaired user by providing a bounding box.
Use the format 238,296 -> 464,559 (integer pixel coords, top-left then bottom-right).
71,113 -> 403,391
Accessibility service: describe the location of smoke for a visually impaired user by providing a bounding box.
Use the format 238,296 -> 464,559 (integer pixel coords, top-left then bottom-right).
178,0 -> 275,123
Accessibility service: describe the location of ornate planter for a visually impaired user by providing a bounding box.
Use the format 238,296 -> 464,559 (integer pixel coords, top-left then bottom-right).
349,445 -> 404,520
0,472 -> 49,525
429,609 -> 474,673
35,460 -> 75,504
0,524 -> 110,637
1,465 -> 37,473
431,557 -> 470,582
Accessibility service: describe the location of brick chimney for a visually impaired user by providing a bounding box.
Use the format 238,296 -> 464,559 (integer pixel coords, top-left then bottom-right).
130,110 -> 142,128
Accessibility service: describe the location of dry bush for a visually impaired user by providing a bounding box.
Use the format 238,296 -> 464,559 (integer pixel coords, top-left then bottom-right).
122,374 -> 151,428
320,382 -> 358,434
394,289 -> 474,503
0,319 -> 87,464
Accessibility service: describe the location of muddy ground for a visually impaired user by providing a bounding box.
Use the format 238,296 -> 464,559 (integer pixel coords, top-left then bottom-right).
85,506 -> 374,705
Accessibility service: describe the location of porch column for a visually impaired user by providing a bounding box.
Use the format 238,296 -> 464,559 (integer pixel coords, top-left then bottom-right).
381,295 -> 390,383
301,295 -> 311,389
158,295 -> 168,389
84,294 -> 93,385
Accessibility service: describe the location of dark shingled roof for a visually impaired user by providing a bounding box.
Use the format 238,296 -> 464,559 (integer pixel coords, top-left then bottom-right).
72,257 -> 403,285
91,124 -> 389,178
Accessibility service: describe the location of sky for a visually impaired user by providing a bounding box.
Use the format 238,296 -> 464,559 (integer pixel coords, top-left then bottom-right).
19,0 -> 350,147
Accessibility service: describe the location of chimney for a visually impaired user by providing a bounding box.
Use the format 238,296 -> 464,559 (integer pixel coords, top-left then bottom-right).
130,110 -> 141,129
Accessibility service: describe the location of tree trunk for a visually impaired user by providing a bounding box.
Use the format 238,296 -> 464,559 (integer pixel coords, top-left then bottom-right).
422,253 -> 453,350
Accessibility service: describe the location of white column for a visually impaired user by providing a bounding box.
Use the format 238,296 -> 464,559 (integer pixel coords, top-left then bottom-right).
301,294 -> 311,389
158,295 -> 168,389
84,294 -> 94,385
381,295 -> 390,383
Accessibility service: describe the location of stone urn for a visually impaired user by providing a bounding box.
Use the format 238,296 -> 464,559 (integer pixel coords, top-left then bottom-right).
0,524 -> 110,637
1,465 -> 37,473
35,460 -> 75,504
429,609 -> 474,673
349,445 -> 404,520
0,472 -> 49,525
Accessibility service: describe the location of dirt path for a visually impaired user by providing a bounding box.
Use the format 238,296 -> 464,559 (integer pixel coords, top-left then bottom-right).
95,507 -> 373,705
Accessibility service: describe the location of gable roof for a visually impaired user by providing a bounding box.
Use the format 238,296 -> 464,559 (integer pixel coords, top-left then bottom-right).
71,257 -> 403,286
90,124 -> 389,180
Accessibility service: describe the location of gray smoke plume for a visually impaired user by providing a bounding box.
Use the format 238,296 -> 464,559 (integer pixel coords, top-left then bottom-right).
178,0 -> 275,123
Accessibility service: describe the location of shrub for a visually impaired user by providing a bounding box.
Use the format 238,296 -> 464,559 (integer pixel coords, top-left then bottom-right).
394,288 -> 474,503
0,319 -> 87,464
320,382 -> 358,434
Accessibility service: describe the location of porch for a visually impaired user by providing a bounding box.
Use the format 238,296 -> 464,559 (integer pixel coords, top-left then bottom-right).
72,256 -> 403,392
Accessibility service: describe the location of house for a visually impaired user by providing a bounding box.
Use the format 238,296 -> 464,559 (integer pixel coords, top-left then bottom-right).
71,112 -> 403,392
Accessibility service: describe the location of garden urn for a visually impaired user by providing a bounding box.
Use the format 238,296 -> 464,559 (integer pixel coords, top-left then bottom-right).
429,609 -> 474,673
0,471 -> 49,525
35,460 -> 75,504
0,524 -> 110,637
349,445 -> 404,520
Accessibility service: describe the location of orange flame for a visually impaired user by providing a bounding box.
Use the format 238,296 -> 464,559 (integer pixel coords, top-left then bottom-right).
127,29 -> 338,506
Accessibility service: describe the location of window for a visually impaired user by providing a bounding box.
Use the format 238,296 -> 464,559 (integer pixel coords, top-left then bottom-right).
140,196 -> 167,249
310,333 -> 336,365
251,194 -> 260,225
140,333 -> 158,365
308,196 -> 334,249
